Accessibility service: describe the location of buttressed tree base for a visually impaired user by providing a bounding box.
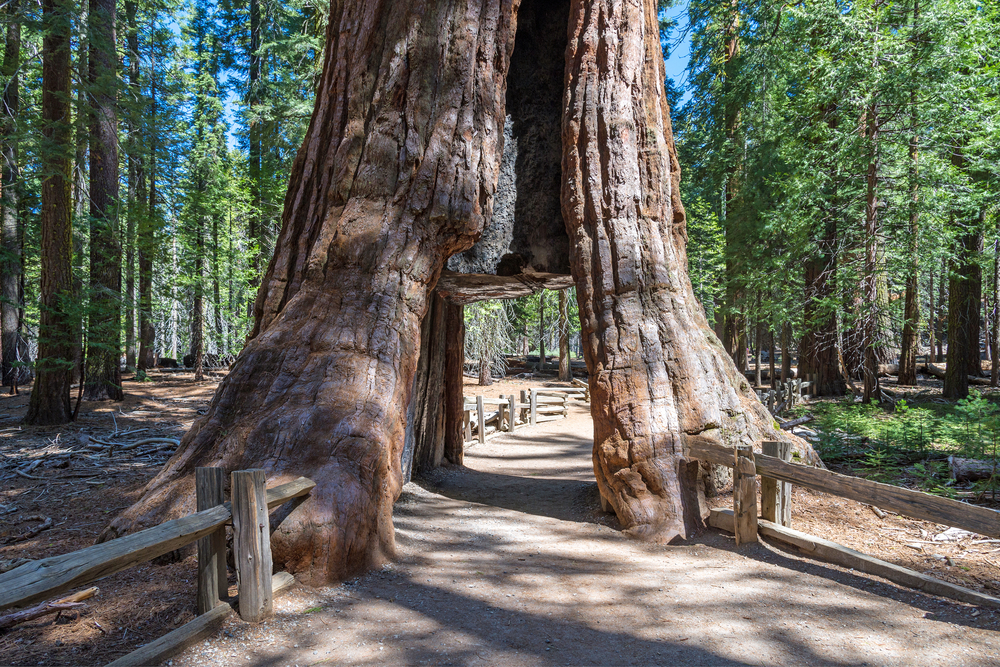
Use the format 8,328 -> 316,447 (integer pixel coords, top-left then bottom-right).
102,0 -> 816,584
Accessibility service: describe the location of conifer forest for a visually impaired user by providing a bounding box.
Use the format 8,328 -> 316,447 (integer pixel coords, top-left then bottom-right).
1,0 -> 1000,664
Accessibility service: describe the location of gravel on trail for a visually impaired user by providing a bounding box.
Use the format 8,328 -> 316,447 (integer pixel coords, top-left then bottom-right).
168,403 -> 1000,667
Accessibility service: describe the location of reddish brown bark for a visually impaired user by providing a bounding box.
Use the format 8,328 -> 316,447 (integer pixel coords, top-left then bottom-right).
443,300 -> 465,465
944,228 -> 983,399
25,0 -> 74,425
561,0 -> 814,542
84,0 -> 123,402
102,0 -> 517,584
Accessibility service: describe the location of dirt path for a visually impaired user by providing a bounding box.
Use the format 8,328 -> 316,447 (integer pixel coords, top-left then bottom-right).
169,404 -> 999,667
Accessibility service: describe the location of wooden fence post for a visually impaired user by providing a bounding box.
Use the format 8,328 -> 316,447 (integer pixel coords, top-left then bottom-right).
195,467 -> 227,614
529,389 -> 537,426
231,469 -> 273,622
734,445 -> 758,545
760,441 -> 792,527
508,395 -> 517,432
464,408 -> 471,442
476,395 -> 486,444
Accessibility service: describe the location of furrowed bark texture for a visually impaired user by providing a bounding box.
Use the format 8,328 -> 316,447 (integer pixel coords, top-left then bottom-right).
26,0 -> 74,425
561,0 -> 813,541
84,0 -> 123,402
102,0 -> 517,584
1,0 -> 22,392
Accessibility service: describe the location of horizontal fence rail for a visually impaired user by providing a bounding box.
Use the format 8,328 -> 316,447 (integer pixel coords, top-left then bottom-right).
685,437 -> 1000,538
0,477 -> 315,611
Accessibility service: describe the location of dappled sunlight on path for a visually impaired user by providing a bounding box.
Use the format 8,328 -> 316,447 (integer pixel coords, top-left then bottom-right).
169,402 -> 1000,666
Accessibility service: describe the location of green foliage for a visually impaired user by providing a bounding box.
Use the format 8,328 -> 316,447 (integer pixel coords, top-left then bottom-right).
669,0 -> 1000,372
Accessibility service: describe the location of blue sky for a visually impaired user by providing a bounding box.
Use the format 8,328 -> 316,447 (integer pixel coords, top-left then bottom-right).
662,1 -> 692,101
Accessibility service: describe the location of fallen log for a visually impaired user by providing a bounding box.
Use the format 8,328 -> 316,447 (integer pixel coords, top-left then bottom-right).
949,456 -> 998,483
779,415 -> 813,430
922,364 -> 992,386
0,586 -> 98,630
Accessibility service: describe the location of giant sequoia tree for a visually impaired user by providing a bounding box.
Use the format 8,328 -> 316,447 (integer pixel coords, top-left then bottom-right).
103,0 -> 812,582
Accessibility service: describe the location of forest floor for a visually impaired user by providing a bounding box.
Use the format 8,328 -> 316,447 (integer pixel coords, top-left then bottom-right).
0,370 -> 999,665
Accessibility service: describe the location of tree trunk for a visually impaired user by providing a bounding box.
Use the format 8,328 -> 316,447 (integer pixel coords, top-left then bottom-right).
102,0 -> 517,584
753,317 -> 762,387
721,0 -> 745,375
861,100 -> 882,403
537,290 -> 546,371
968,220 -> 984,378
83,0 -> 123,402
798,224 -> 844,396
137,55 -> 156,371
768,330 -> 776,390
123,0 -> 141,372
406,293 -> 448,475
477,352 -> 491,386
443,301 -> 465,465
26,0 -> 74,425
1,0 -> 22,392
992,233 -> 999,387
212,215 -> 223,352
71,15 -> 87,388
780,321 -> 792,383
927,270 -> 936,364
191,219 -> 204,381
898,53 -> 920,386
938,256 -> 945,361
561,0 -> 814,542
558,288 -> 571,381
944,230 -> 982,399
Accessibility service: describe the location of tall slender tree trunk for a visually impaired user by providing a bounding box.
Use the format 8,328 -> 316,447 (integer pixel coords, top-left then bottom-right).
780,321 -> 792,383
991,232 -> 999,387
944,229 -> 982,399
558,288 -> 571,381
861,101 -> 882,403
927,270 -> 935,364
191,216 -> 204,381
768,330 -> 776,390
721,0 -> 745,374
898,4 -> 920,386
123,0 -> 141,371
71,15 -> 87,387
83,0 -> 123,401
938,257 -> 945,361
212,215 -> 223,352
754,317 -> 762,387
137,54 -> 156,371
1,0 -> 22,392
537,290 -> 546,371
967,221 -> 984,378
799,222 -> 842,394
26,0 -> 74,425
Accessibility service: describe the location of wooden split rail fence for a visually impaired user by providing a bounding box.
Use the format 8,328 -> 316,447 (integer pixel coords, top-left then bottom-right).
464,379 -> 590,444
686,438 -> 1000,607
0,469 -> 315,666
754,377 -> 817,415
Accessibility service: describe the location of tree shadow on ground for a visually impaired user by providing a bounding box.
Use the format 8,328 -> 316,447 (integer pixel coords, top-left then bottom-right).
416,468 -> 611,526
706,531 -> 1000,633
